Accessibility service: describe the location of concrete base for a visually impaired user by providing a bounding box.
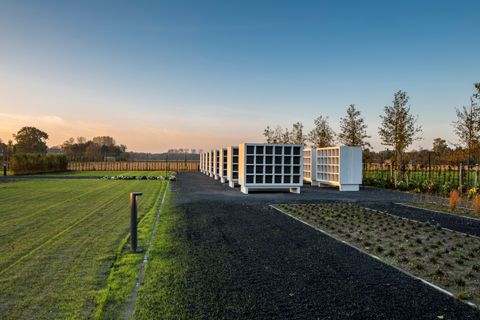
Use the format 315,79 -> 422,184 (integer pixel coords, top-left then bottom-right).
339,184 -> 360,191
240,186 -> 301,194
220,177 -> 226,183
228,180 -> 237,188
209,173 -> 214,178
318,183 -> 331,188
214,174 -> 220,180
310,181 -> 320,187
289,187 -> 300,194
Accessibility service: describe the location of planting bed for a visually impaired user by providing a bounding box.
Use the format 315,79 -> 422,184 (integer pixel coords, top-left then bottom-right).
274,203 -> 480,306
363,202 -> 480,238
405,202 -> 480,220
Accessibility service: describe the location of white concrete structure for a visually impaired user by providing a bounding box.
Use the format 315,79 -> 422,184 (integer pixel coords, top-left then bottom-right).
238,143 -> 303,194
316,146 -> 362,191
219,148 -> 228,183
213,149 -> 220,180
200,152 -> 205,173
208,150 -> 214,177
227,146 -> 239,188
303,147 -> 318,186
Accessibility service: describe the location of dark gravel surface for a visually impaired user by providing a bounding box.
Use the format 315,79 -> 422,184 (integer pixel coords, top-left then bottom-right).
361,202 -> 480,238
172,172 -> 480,319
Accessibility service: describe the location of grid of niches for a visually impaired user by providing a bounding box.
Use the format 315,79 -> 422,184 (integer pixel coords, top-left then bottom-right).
316,148 -> 339,182
209,151 -> 214,173
222,149 -> 228,176
303,149 -> 311,179
245,145 -> 302,184
215,150 -> 220,175
231,147 -> 239,180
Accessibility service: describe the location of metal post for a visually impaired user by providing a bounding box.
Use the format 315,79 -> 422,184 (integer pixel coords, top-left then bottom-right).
475,164 -> 479,189
130,192 -> 143,253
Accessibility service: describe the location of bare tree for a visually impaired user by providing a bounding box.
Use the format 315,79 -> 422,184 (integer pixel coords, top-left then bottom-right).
273,126 -> 283,143
281,128 -> 291,144
378,90 -> 422,185
308,116 -> 336,148
263,126 -> 274,143
452,84 -> 480,162
291,122 -> 307,145
338,104 -> 371,148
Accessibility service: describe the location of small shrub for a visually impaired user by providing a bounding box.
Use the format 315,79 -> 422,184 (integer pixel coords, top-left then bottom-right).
375,245 -> 384,253
433,268 -> 444,277
472,264 -> 480,271
472,195 -> 480,216
449,189 -> 462,211
455,278 -> 466,287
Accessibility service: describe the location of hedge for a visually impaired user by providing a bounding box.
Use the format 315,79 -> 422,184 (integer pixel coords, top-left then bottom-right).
11,154 -> 68,175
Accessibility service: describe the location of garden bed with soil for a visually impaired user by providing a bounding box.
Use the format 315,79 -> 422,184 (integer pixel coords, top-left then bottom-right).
274,203 -> 480,307
403,202 -> 480,220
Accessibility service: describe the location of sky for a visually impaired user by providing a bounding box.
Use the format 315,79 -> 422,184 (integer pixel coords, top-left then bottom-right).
0,0 -> 479,153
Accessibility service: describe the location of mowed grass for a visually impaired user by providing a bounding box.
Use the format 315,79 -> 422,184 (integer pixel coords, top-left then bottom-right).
0,178 -> 166,319
26,170 -> 168,177
132,188 -> 189,319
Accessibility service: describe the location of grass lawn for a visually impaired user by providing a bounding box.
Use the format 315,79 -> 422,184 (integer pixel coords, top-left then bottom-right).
0,178 -> 167,319
22,170 -> 168,177
131,188 -> 189,319
274,203 -> 480,306
403,202 -> 480,220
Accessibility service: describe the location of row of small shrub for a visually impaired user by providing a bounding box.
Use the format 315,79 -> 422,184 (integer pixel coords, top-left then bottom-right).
99,174 -> 177,181
11,154 -> 68,175
363,177 -> 459,196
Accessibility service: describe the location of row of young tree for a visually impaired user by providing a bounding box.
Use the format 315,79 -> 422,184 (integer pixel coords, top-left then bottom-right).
264,84 -> 480,166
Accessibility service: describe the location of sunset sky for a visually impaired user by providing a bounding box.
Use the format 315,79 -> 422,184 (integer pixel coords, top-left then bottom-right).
1,0 -> 479,153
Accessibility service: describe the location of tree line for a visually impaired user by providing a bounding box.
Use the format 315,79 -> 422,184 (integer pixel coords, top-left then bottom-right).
263,84 -> 480,166
0,127 -> 129,168
61,136 -> 128,161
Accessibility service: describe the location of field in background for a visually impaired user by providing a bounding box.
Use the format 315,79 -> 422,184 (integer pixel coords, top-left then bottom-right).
0,178 -> 166,319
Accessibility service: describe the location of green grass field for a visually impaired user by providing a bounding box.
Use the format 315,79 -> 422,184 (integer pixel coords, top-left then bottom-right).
22,170 -> 168,177
0,178 -> 167,319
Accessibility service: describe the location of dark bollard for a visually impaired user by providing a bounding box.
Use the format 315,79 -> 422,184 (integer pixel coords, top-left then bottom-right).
3,164 -> 6,176
130,192 -> 143,253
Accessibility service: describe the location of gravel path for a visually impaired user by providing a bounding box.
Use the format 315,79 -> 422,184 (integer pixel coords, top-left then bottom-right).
172,172 -> 480,319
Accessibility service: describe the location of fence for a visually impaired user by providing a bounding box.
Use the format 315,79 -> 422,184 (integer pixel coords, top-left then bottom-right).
363,162 -> 480,195
68,160 -> 199,172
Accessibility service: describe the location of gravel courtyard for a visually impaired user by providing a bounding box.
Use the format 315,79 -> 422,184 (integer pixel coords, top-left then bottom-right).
169,172 -> 480,319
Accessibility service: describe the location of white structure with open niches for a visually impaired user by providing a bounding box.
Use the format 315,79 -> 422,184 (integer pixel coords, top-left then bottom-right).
227,146 -> 239,188
303,147 -> 318,186
200,152 -> 205,174
213,149 -> 220,180
218,148 -> 228,183
208,150 -> 215,177
238,143 -> 303,194
315,146 -> 362,191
